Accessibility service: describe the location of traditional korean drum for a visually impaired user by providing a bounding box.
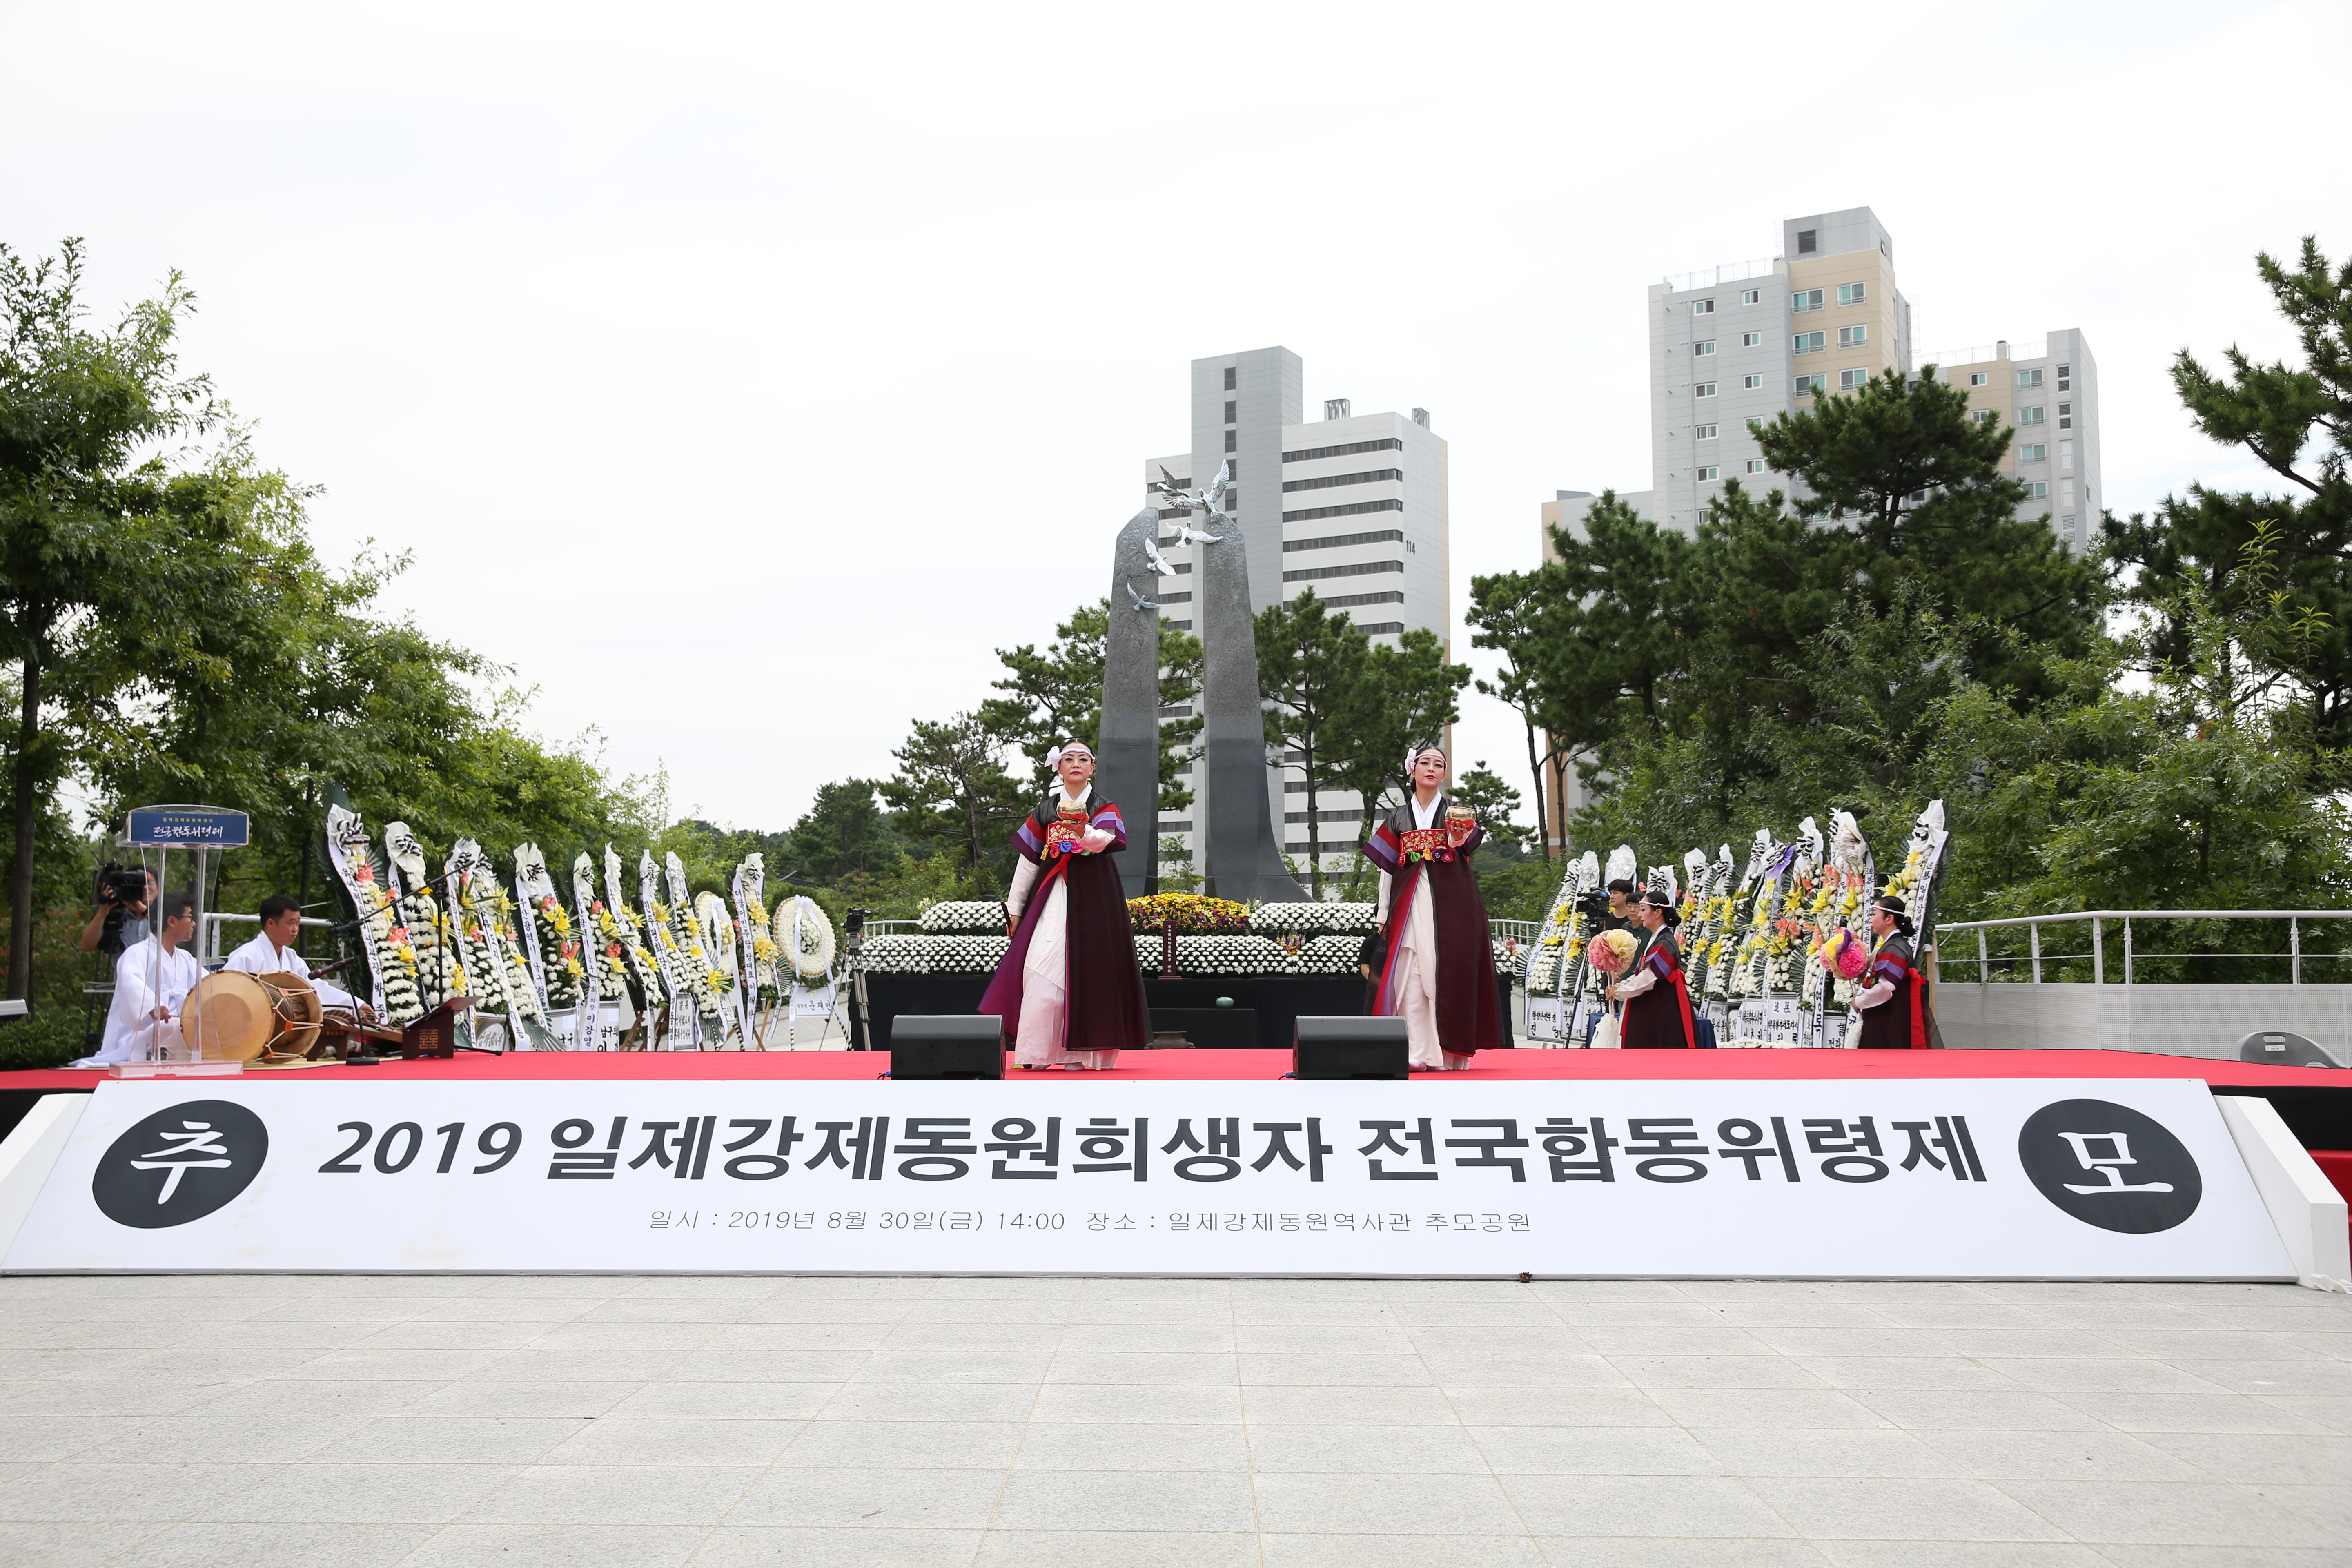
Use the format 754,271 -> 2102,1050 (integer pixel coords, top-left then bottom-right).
178,969 -> 323,1063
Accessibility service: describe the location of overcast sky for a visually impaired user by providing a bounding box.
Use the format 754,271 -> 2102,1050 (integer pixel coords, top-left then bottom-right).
4,0 -> 2339,838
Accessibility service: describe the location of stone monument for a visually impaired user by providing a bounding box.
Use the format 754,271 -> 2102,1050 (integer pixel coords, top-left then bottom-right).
1098,506 -> 1164,899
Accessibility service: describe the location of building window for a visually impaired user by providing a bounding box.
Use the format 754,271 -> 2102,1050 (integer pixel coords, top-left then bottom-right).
1838,367 -> 1869,390
2057,363 -> 2071,391
1793,289 -> 1824,312
2018,443 -> 2047,464
2017,368 -> 2043,388
1838,325 -> 1867,348
1224,400 -> 1236,423
1693,298 -> 1715,315
1740,331 -> 1762,347
1797,229 -> 1817,254
1694,340 -> 1716,356
1282,437 -> 1403,463
2018,405 -> 2045,426
1693,382 -> 1717,398
1282,559 -> 1405,583
1837,281 -> 1867,306
1223,366 -> 1236,390
2058,439 -> 2074,472
2062,513 -> 2076,535
1743,373 -> 1763,389
1280,468 -> 1403,495
1740,288 -> 1760,305
1746,458 -> 1767,474
2025,481 -> 2048,499
2057,402 -> 2073,430
1969,372 -> 1989,387
1283,528 -> 1403,552
1281,499 -> 1405,524
1796,374 -> 1826,395
1223,429 -> 1237,452
1971,409 -> 1995,424
1695,423 -> 1718,439
1793,331 -> 1824,354
1697,466 -> 1720,481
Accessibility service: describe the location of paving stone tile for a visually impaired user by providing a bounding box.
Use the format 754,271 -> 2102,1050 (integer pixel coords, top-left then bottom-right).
1011,1420 -> 1250,1471
0,1415 -> 151,1461
1684,1301 -> 1901,1330
102,1520 -> 436,1567
1748,1476 -> 2071,1541
1646,1389 -> 1893,1430
1262,1533 -> 1550,1566
0,1521 -> 163,1568
1420,1353 -> 1629,1388
456,1461 -> 757,1524
1740,1329 -> 1951,1359
1248,1470 -> 1526,1535
523,1322 -> 722,1352
726,1466 -> 1013,1530
400,1381 -> 640,1419
77,1413 -> 367,1465
1851,1390 -> 2107,1432
2256,1396 -> 2352,1434
877,1322 -> 1040,1352
1233,1324 -> 1417,1354
1046,1350 -> 1238,1385
1247,1422 -> 1492,1472
774,1420 -> 1021,1470
1920,1428 -> 2216,1482
1790,1357 -> 2017,1392
1981,1358 -> 2231,1394
616,1277 -> 784,1298
568,1297 -> 752,1325
978,1529 -> 1263,1567
1237,1353 -> 1435,1387
342,1323 -> 541,1352
2188,1361 -> 2352,1396
286,1350 -> 511,1383
1997,1479 -> 2347,1547
1546,1301 -> 1744,1328
2138,1432 -> 2352,1485
1471,1424 -> 1726,1475
601,1382 -> 836,1420
1813,1546 -> 2109,1567
539,1416 -> 802,1467
2257,1483 -> 2352,1538
1685,1427 -> 1967,1479
1441,1386 -> 1670,1427
692,1526 -> 985,1567
898,1297 -> 1071,1324
0,1461 -> 278,1522
2058,1393 -> 2339,1434
1236,1384 -> 1457,1425
398,1522 -> 708,1566
849,1352 -> 1053,1385
1501,1472 -> 1798,1537
1602,1356 -> 1830,1390
1054,1321 -> 1233,1352
195,1462 -> 517,1523
659,1351 -> 870,1383
817,1384 -> 1041,1424
1537,1539 -> 1829,1566
1578,1328 -> 1779,1357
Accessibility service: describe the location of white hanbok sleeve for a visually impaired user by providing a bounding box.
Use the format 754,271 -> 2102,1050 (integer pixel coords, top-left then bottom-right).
1613,966 -> 1657,999
1376,869 -> 1393,924
1006,858 -> 1042,921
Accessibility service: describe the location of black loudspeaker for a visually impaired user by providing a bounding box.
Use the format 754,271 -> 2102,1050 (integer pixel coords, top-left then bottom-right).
1292,1016 -> 1409,1080
890,1015 -> 1006,1079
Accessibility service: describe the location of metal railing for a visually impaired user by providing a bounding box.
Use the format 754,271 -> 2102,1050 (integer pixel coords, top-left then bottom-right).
1490,920 -> 1542,944
199,912 -> 335,969
1936,910 -> 2352,986
1663,257 -> 1781,292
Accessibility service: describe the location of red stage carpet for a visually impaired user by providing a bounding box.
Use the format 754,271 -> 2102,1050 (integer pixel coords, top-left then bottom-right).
0,1047 -> 2336,1091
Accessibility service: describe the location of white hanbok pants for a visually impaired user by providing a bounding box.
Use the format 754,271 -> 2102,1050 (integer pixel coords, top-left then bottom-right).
1388,875 -> 1469,1071
1014,879 -> 1119,1071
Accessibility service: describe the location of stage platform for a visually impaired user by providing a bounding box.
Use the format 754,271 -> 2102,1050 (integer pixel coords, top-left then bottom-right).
0,1045 -> 2340,1089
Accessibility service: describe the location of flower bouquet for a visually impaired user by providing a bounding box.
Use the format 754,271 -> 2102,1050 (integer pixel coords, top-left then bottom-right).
1249,902 -> 1377,938
1126,893 -> 1252,935
1586,927 -> 1639,976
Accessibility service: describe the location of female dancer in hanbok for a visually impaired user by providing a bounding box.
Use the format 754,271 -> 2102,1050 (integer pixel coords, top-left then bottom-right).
1854,894 -> 1935,1049
1363,743 -> 1501,1069
1611,889 -> 1698,1048
980,740 -> 1150,1069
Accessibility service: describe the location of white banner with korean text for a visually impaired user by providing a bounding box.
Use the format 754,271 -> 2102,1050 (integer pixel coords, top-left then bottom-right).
2,1078 -> 2294,1279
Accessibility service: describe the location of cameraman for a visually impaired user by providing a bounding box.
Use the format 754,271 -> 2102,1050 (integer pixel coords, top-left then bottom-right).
78,866 -> 156,955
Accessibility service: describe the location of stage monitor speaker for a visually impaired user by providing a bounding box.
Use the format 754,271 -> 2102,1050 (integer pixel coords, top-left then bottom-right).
1292,1016 -> 1409,1080
890,1014 -> 1006,1079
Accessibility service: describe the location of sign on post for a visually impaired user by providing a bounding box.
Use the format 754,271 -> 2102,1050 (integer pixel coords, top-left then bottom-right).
123,805 -> 251,849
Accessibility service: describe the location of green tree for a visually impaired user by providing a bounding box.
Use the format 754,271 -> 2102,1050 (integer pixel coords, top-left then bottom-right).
980,599 -> 1204,811
1254,589 -> 1368,897
1466,561 -> 1574,863
779,780 -> 906,887
0,240 -> 216,998
1325,628 -> 1472,853
1450,762 -> 1528,853
880,710 -> 1028,893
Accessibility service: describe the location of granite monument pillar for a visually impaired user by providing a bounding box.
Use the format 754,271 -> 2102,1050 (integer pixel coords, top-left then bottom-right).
1098,506 -> 1164,899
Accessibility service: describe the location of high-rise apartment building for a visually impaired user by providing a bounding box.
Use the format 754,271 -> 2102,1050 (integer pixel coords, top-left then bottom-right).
1561,206 -> 2100,550
1142,346 -> 1451,884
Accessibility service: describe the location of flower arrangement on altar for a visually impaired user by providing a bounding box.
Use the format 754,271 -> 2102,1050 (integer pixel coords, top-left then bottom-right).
918,900 -> 1009,934
858,934 -> 1010,975
1126,893 -> 1252,935
1249,902 -> 1376,938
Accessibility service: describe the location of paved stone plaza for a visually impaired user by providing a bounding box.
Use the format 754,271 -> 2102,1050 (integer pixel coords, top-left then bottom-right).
0,1273 -> 2346,1566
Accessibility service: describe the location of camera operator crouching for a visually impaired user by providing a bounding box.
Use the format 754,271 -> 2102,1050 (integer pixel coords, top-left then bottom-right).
80,863 -> 157,956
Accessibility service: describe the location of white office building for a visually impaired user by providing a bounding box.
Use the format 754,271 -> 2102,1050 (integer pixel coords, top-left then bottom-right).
1143,345 -> 1451,884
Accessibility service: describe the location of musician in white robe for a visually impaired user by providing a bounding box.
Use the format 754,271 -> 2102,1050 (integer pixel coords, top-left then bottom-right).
72,893 -> 200,1067
223,895 -> 364,1012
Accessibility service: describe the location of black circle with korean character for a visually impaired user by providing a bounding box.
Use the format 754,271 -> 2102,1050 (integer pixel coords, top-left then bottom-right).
91,1099 -> 270,1229
2016,1098 -> 2201,1234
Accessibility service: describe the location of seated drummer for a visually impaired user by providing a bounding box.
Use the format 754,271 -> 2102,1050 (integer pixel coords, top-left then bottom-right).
224,895 -> 372,1018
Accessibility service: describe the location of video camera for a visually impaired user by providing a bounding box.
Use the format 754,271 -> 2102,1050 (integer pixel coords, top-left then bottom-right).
95,862 -> 147,907
1572,888 -> 1611,921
